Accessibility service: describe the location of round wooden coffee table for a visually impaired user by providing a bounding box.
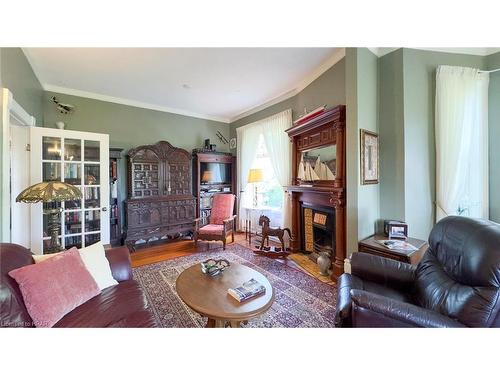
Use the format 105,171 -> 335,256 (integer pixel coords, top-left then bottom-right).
176,263 -> 274,328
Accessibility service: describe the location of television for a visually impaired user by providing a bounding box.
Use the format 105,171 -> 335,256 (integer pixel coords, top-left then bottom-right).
200,162 -> 232,185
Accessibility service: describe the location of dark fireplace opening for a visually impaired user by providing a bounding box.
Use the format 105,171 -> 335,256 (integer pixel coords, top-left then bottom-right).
301,203 -> 335,262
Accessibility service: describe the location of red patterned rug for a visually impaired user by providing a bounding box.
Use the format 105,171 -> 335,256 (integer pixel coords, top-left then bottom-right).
133,243 -> 337,327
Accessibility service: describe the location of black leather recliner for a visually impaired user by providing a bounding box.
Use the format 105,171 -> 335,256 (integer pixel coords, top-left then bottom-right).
335,216 -> 500,327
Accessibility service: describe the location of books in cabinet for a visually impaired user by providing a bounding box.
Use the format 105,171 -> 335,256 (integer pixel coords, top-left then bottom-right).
228,278 -> 265,302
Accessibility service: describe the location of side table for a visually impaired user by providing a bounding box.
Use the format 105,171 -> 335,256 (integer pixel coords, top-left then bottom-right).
358,234 -> 428,265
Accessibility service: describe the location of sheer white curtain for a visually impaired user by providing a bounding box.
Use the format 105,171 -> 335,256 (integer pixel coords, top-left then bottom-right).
435,65 -> 489,221
236,109 -> 292,230
236,123 -> 261,230
261,109 -> 292,228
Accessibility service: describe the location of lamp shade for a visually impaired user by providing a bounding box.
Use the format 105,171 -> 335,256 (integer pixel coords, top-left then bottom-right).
247,168 -> 264,183
201,170 -> 213,183
16,181 -> 82,203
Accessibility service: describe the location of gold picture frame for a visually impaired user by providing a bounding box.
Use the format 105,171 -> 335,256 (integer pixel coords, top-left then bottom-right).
360,129 -> 379,184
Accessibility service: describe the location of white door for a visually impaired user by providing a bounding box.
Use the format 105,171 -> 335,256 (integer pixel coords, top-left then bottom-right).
10,120 -> 31,247
30,127 -> 110,254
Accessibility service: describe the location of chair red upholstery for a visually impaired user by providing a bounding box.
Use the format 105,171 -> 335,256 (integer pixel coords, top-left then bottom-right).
194,194 -> 236,250
210,194 -> 235,225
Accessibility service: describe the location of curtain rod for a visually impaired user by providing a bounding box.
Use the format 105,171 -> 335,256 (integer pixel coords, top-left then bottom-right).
479,67 -> 500,74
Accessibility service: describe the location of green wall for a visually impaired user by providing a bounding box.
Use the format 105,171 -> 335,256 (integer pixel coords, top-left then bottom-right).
230,58 -> 346,140
487,52 -> 500,223
378,49 -> 406,227
0,48 -> 44,242
0,48 -> 44,124
345,48 -> 380,254
378,48 -> 489,239
43,91 -> 230,230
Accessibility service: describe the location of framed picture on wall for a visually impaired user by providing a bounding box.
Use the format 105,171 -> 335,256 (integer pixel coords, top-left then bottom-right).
360,129 -> 379,184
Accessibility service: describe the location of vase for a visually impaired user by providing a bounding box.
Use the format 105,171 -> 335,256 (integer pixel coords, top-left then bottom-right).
55,121 -> 65,129
317,251 -> 331,276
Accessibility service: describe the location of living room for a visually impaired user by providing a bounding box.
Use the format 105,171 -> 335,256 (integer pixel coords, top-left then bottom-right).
1,2 -> 499,374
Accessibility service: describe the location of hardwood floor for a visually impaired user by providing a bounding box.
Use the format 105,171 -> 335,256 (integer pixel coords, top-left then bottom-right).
121,233 -> 301,270
120,233 -> 333,285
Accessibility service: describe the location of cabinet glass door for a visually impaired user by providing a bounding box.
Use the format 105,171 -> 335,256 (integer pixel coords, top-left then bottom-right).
30,128 -> 109,254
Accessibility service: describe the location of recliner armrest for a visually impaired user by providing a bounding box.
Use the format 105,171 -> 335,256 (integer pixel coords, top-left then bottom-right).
105,247 -> 133,282
350,289 -> 465,328
335,273 -> 363,327
351,252 -> 416,292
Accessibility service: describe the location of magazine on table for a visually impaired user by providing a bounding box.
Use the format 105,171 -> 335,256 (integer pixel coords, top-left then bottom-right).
376,239 -> 418,253
228,278 -> 265,302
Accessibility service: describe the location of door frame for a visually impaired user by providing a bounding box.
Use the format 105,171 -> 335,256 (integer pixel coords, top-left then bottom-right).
1,88 -> 36,242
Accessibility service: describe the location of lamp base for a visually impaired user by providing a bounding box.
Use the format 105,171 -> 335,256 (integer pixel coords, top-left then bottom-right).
46,208 -> 64,254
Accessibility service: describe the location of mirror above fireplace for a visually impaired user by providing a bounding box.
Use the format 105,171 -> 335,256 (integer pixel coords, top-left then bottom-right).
299,145 -> 336,182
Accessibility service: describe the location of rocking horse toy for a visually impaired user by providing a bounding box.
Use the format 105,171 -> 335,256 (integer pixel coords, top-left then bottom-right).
254,215 -> 292,258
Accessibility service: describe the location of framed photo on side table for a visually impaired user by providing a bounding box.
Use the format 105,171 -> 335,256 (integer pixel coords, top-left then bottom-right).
360,129 -> 379,184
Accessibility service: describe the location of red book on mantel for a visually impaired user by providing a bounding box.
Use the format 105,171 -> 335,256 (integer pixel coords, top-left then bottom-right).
293,105 -> 326,125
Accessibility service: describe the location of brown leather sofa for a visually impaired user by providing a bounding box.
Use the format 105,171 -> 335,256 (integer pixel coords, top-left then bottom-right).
0,243 -> 157,328
335,216 -> 500,327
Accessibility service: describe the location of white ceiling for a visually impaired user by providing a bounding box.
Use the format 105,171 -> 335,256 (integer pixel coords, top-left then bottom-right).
24,48 -> 344,123
24,47 -> 499,123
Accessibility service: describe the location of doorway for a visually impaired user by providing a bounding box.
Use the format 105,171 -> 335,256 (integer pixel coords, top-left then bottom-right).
10,119 -> 31,247
1,88 -> 36,245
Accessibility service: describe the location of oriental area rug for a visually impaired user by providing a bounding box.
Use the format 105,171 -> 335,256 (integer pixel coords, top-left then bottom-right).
133,243 -> 337,328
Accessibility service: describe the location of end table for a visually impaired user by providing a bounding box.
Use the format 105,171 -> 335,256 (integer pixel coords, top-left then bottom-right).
358,234 -> 428,265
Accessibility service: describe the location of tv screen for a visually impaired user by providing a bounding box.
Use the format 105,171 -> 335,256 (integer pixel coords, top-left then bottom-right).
200,162 -> 231,184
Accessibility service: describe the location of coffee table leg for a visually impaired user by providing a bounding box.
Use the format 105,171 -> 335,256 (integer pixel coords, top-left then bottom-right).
206,318 -> 216,328
206,318 -> 228,328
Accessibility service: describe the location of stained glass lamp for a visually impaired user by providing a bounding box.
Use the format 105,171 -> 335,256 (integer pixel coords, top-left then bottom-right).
16,181 -> 82,253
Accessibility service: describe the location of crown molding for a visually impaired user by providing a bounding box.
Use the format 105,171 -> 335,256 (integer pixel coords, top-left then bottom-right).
367,47 -> 500,58
228,48 -> 346,123
43,84 -> 231,123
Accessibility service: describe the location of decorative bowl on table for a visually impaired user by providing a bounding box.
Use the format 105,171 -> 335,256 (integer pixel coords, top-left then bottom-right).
201,259 -> 230,277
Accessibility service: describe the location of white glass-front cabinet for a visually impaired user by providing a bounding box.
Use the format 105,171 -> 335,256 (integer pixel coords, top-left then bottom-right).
30,127 -> 109,254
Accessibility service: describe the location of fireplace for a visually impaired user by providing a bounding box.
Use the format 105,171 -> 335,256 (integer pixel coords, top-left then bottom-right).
284,105 -> 346,280
301,203 -> 335,263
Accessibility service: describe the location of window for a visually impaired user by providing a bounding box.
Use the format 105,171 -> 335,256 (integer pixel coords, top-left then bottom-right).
242,134 -> 283,210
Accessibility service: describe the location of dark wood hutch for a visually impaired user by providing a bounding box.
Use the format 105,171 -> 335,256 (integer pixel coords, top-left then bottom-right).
285,105 -> 346,280
124,141 -> 196,250
192,151 -> 236,225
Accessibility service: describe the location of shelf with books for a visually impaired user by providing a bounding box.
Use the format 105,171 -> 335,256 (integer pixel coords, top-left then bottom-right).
109,148 -> 123,246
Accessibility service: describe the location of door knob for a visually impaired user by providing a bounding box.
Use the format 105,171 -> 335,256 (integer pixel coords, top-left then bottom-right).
101,207 -> 108,212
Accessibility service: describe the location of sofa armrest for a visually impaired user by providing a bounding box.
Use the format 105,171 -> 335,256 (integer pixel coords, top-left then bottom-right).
350,289 -> 465,328
105,247 -> 132,282
351,252 -> 416,292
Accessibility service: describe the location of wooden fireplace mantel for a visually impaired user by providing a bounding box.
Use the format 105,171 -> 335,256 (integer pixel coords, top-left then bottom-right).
285,105 -> 346,281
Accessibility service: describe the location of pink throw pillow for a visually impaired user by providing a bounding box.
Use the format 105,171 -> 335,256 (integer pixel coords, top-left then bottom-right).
8,249 -> 100,327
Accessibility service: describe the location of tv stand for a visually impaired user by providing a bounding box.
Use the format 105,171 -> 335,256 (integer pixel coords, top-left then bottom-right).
192,151 -> 236,225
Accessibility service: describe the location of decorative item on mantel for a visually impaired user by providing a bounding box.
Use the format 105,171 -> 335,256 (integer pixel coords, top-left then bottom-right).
16,181 -> 82,254
293,105 -> 326,126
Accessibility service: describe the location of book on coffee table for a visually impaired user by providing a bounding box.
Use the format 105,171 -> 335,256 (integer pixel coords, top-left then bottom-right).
228,278 -> 265,302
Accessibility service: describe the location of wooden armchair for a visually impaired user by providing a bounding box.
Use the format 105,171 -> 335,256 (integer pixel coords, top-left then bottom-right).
194,194 -> 236,250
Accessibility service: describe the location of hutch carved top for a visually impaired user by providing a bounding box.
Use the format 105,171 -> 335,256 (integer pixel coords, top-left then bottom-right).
124,141 -> 196,249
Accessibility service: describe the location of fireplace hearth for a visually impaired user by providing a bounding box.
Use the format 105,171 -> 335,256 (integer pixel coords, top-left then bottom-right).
301,203 -> 335,264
